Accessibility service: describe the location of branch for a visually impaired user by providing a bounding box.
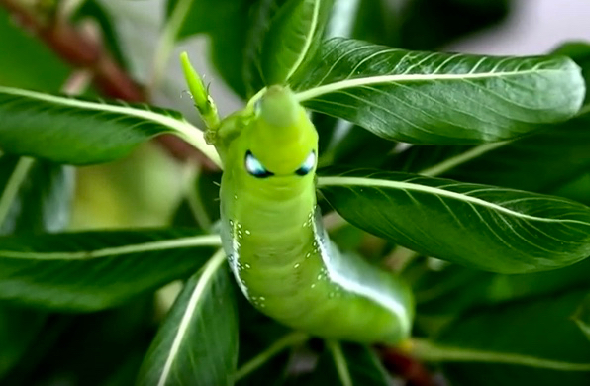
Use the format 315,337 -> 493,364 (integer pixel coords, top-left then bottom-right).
0,0 -> 215,166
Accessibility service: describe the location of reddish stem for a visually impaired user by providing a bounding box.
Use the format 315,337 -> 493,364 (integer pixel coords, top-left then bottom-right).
375,344 -> 439,386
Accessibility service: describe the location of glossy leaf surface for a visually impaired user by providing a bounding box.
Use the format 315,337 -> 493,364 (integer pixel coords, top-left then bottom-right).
294,38 -> 585,144
137,251 -> 239,386
0,87 -> 218,165
0,230 -> 220,310
260,0 -> 333,85
318,168 -> 590,273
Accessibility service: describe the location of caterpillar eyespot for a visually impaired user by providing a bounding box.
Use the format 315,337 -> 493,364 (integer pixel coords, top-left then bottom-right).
212,85 -> 414,345
295,150 -> 316,176
244,150 -> 274,178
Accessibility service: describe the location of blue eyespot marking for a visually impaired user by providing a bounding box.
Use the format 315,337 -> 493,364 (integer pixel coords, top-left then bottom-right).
245,150 -> 274,178
295,151 -> 316,176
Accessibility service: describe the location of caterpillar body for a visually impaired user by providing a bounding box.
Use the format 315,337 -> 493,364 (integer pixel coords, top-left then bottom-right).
211,85 -> 414,344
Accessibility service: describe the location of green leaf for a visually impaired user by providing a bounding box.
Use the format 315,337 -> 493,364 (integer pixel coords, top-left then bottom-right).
0,230 -> 221,311
242,0 -> 288,96
387,42 -> 590,186
261,0 -> 333,85
413,256 -> 590,321
0,153 -> 72,377
15,301 -> 152,385
0,155 -> 73,235
552,41 -> 590,105
318,168 -> 590,273
387,109 -> 590,202
0,10 -> 69,90
0,305 -> 47,377
308,341 -> 393,386
167,0 -> 245,39
574,294 -> 590,341
234,288 -> 298,385
293,38 -> 585,144
320,124 -> 394,168
137,250 -> 239,386
0,86 -> 219,165
415,289 -> 590,386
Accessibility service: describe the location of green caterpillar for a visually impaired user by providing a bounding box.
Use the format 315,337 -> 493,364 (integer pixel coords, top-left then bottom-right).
182,55 -> 414,344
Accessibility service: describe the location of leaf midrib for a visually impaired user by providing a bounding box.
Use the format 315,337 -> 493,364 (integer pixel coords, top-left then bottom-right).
295,68 -> 568,101
413,339 -> 590,371
0,86 -> 222,167
317,175 -> 590,226
156,249 -> 226,386
0,234 -> 221,260
285,0 -> 321,81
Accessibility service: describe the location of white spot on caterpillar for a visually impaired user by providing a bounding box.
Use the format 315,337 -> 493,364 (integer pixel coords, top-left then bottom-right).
244,263 -> 251,269
227,219 -> 249,300
294,263 -> 301,269
311,284 -> 316,288
245,230 -> 251,235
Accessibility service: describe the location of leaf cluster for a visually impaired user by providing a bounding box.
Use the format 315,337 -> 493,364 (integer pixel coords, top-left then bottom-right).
0,0 -> 590,385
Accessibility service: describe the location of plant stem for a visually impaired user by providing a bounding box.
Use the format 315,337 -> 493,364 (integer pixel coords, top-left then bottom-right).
326,340 -> 353,386
235,332 -> 308,381
410,338 -> 590,371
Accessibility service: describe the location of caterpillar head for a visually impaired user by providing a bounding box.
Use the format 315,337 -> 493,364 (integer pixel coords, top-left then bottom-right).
242,86 -> 318,180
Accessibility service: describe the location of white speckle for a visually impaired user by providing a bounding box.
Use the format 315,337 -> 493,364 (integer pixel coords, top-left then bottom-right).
234,195 -> 238,200
317,274 -> 323,280
306,252 -> 311,258
294,263 -> 301,269
311,284 -> 316,288
245,230 -> 251,235
244,263 -> 251,269
259,296 -> 265,301
329,292 -> 335,298
229,220 -> 234,226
